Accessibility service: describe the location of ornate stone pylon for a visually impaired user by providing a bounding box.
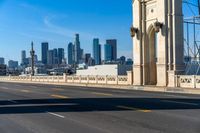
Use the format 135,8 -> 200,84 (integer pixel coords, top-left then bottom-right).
132,0 -> 184,87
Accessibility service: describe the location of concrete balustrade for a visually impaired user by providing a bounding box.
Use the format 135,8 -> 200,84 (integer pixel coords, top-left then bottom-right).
2,73 -> 200,89
177,75 -> 200,89
0,73 -> 132,86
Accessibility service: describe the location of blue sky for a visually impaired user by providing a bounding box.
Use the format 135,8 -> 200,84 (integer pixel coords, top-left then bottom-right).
0,0 -> 199,63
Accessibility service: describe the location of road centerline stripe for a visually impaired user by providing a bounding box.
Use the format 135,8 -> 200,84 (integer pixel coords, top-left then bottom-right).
20,90 -> 30,93
92,92 -> 113,96
162,100 -> 199,106
47,112 -> 65,118
52,88 -> 64,91
117,105 -> 152,113
7,100 -> 18,104
0,87 -> 9,90
51,94 -> 69,99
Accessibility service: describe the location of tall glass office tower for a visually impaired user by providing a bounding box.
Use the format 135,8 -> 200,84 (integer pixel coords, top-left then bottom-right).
41,42 -> 49,65
93,38 -> 101,65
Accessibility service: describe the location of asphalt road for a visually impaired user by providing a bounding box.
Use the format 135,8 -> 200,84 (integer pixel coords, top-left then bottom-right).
0,82 -> 200,133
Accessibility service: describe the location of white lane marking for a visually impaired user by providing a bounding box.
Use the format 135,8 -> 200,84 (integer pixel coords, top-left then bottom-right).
162,100 -> 199,106
15,85 -> 21,87
0,87 -> 9,90
165,94 -> 190,98
111,90 -> 126,93
47,112 -> 65,118
7,100 -> 18,103
30,86 -> 38,88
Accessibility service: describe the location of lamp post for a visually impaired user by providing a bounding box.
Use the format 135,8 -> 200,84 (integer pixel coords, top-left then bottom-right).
30,41 -> 35,76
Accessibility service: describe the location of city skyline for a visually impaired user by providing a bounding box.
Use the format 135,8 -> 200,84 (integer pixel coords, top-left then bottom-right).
0,0 -> 133,63
0,0 -> 198,63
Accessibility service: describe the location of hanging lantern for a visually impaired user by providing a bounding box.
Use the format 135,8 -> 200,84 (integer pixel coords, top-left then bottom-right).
130,26 -> 138,37
154,21 -> 163,33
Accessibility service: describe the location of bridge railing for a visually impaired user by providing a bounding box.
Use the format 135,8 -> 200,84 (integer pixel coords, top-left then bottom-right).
0,73 -> 133,86
176,75 -> 200,88
2,74 -> 200,88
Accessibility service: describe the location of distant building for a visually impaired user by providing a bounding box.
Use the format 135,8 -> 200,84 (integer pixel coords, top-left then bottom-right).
47,50 -> 54,66
119,56 -> 126,64
0,64 -> 6,76
106,39 -> 117,61
8,60 -> 18,69
53,48 -> 58,65
34,55 -> 38,64
104,44 -> 113,62
93,38 -> 101,65
68,42 -> 74,65
126,58 -> 133,65
0,57 -> 5,65
80,48 -> 84,60
74,34 -> 81,64
88,57 -> 95,66
58,48 -> 64,65
21,50 -> 29,67
41,42 -> 49,65
21,50 -> 26,65
85,53 -> 91,65
76,64 -> 132,76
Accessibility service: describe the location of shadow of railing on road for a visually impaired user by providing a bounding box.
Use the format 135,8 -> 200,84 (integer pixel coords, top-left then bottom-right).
0,97 -> 200,114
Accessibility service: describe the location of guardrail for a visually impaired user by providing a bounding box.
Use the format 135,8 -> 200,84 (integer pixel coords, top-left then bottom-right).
0,74 -> 132,86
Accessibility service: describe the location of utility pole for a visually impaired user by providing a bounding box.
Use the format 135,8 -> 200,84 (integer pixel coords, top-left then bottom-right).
30,41 -> 35,76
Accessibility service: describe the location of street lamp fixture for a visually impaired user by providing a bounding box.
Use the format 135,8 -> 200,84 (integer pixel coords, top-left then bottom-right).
154,21 -> 163,33
130,26 -> 138,37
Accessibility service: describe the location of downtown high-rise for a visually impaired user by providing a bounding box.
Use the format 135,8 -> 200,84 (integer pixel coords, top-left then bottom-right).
68,42 -> 74,65
53,48 -> 58,65
93,38 -> 101,65
74,34 -> 81,64
104,44 -> 113,62
41,42 -> 49,65
21,50 -> 26,65
58,48 -> 64,65
47,50 -> 54,65
106,39 -> 117,61
0,57 -> 5,65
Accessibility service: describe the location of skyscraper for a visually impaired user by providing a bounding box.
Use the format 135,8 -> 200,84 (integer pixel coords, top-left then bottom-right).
80,48 -> 84,60
106,39 -> 117,61
53,48 -> 58,65
74,34 -> 81,64
85,53 -> 91,65
41,42 -> 49,65
47,50 -> 54,65
93,38 -> 101,65
68,42 -> 74,65
0,57 -> 5,65
21,50 -> 26,65
8,60 -> 18,69
104,44 -> 112,62
58,48 -> 64,65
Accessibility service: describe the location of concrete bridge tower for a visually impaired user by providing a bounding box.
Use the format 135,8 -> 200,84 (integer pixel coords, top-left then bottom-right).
131,0 -> 184,87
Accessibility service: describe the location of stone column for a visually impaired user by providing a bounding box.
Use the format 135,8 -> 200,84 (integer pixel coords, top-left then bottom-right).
133,0 -> 143,86
172,0 -> 184,72
156,0 -> 168,86
127,71 -> 133,85
168,0 -> 185,87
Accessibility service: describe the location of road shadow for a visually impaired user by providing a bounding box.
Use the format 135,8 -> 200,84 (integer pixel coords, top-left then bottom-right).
0,97 -> 200,114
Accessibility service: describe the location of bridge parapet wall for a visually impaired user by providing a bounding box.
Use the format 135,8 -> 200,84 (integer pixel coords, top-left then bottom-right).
0,73 -> 132,86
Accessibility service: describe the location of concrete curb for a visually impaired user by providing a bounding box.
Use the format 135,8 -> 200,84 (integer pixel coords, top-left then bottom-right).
1,80 -> 200,95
